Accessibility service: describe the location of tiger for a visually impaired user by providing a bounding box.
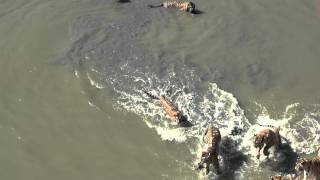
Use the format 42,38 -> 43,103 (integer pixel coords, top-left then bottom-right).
295,157 -> 320,180
269,174 -> 297,180
253,124 -> 282,160
269,175 -> 283,180
196,124 -> 221,174
148,1 -> 196,13
143,90 -> 192,127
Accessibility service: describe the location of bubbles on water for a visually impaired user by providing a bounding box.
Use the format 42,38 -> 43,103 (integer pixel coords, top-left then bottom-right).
253,103 -> 320,155
82,64 -> 320,179
65,9 -> 320,179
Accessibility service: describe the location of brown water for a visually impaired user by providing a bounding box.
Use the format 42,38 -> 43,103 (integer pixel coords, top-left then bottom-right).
0,0 -> 320,180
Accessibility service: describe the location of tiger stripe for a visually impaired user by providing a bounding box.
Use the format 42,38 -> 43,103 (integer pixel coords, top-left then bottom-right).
295,157 -> 320,180
163,1 -> 193,11
197,125 -> 221,174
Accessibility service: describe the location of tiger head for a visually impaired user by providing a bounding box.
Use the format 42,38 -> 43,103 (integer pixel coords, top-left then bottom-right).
253,134 -> 264,148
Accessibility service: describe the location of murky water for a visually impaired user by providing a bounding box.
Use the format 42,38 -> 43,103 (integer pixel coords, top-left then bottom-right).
0,0 -> 319,179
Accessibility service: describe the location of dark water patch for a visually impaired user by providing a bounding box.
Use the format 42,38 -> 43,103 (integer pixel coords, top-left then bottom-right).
117,0 -> 131,3
190,9 -> 204,15
258,142 -> 298,175
216,137 -> 248,180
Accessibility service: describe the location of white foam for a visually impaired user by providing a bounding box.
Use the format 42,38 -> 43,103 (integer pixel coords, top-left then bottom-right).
86,68 -> 320,178
87,72 -> 105,89
145,121 -> 187,142
241,102 -> 320,167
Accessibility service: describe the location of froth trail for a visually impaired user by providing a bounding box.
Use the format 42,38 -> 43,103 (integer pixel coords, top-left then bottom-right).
65,9 -> 320,179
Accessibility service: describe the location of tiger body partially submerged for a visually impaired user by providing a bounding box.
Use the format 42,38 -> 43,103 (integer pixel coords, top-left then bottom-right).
269,174 -> 298,180
197,125 -> 221,174
143,91 -> 192,127
148,1 -> 196,13
253,124 -> 282,159
159,96 -> 183,124
295,157 -> 320,180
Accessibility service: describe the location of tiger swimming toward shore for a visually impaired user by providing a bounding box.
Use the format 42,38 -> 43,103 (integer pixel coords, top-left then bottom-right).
143,90 -> 192,127
196,125 -> 221,174
295,156 -> 320,180
253,124 -> 282,160
148,1 -> 196,13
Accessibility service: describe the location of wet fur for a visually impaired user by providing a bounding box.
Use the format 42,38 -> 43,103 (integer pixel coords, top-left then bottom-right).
269,174 -> 297,180
148,1 -> 196,14
295,157 -> 320,180
197,126 -> 221,174
254,124 -> 282,159
143,90 -> 192,127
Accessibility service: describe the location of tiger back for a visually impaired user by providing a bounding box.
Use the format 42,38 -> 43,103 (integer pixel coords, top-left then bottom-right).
159,96 -> 182,123
197,125 -> 221,174
254,125 -> 281,148
205,126 -> 221,152
253,125 -> 282,159
269,174 -> 297,180
295,157 -> 320,179
162,1 -> 195,12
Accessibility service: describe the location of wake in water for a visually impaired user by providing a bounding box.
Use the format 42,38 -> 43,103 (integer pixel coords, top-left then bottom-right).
62,1 -> 320,179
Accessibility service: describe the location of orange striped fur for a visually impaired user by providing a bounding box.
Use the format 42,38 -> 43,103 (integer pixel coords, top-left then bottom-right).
163,1 -> 191,11
295,157 -> 320,180
159,96 -> 183,124
253,125 -> 281,159
197,125 -> 221,174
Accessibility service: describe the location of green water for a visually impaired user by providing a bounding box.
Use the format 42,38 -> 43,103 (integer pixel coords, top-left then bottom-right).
1,0 -> 319,179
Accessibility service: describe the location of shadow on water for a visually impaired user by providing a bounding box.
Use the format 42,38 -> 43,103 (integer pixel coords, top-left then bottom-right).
178,115 -> 193,127
274,143 -> 298,173
117,0 -> 131,3
192,9 -> 204,15
214,137 -> 248,180
260,140 -> 298,174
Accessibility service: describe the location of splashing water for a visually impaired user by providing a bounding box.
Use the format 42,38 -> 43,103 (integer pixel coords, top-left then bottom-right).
64,6 -> 320,179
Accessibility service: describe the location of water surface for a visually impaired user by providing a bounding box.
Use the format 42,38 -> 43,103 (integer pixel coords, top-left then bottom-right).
1,0 -> 320,179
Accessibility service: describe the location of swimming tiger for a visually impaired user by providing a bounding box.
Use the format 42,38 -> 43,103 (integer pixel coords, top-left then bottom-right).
196,125 -> 221,174
295,157 -> 320,180
148,1 -> 196,13
253,124 -> 282,159
269,175 -> 284,180
143,90 -> 192,127
269,174 -> 297,180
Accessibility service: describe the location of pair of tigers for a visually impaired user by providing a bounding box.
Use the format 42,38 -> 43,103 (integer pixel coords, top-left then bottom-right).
143,91 -> 220,174
198,123 -> 320,177
254,125 -> 320,180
